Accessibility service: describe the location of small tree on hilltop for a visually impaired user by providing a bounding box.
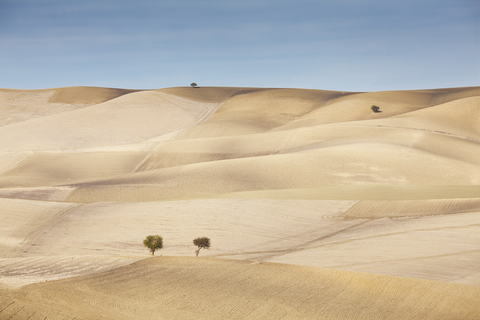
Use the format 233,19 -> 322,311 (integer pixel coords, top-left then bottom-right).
193,237 -> 210,257
143,235 -> 163,255
190,82 -> 198,88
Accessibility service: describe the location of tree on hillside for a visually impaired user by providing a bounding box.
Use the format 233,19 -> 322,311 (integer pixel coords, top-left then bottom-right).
193,237 -> 210,256
371,105 -> 381,113
190,82 -> 198,88
143,235 -> 163,255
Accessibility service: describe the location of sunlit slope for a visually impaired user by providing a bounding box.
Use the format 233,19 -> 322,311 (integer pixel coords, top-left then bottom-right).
273,87 -> 480,131
47,86 -> 139,104
2,257 -> 479,320
0,86 -> 137,127
67,124 -> 480,202
175,88 -> 350,138
66,142 -> 480,202
0,150 -> 150,188
373,95 -> 480,139
1,86 -> 479,199
0,90 -> 221,151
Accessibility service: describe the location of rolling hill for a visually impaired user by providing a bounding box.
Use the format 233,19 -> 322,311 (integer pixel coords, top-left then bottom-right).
0,85 -> 479,319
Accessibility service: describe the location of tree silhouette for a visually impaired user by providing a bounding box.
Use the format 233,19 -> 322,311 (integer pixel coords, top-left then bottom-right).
193,237 -> 210,256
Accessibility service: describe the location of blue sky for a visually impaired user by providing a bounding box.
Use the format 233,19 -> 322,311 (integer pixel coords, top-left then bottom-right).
1,0 -> 479,91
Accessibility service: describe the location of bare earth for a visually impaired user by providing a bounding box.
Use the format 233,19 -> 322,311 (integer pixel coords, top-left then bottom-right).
0,86 -> 479,319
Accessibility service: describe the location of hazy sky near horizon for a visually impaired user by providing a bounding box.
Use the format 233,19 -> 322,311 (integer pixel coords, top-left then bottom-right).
1,0 -> 479,91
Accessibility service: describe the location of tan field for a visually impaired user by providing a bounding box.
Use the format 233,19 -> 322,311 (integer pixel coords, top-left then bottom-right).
0,85 -> 479,319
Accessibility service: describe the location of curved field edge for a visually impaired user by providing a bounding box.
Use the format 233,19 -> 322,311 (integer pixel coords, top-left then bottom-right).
62,185 -> 480,203
344,198 -> 480,219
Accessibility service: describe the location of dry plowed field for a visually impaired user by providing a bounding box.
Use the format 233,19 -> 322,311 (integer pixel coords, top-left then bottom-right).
2,257 -> 480,320
0,86 -> 479,319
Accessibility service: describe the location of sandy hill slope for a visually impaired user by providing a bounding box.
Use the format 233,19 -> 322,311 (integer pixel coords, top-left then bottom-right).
1,257 -> 480,320
0,85 -> 479,319
0,86 -> 137,127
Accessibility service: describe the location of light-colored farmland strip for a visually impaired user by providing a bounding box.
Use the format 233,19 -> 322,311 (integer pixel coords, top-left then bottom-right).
345,198 -> 480,219
0,255 -> 144,287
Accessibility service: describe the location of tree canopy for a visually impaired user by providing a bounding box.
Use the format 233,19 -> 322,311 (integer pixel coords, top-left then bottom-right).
193,237 -> 210,256
143,235 -> 163,255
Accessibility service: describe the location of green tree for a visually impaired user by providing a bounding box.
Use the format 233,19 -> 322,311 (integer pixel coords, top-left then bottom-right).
143,235 -> 163,255
190,82 -> 198,88
193,237 -> 210,256
371,105 -> 381,113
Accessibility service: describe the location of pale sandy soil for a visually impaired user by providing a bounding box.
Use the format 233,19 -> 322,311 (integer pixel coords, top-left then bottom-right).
0,85 -> 479,319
